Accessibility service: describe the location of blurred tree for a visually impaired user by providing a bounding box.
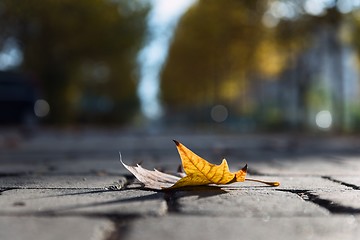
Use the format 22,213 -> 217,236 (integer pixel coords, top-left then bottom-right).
0,0 -> 149,124
161,0 -> 268,115
274,5 -> 345,131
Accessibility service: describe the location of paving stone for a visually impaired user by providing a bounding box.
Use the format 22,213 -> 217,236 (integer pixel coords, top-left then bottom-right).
0,162 -> 50,175
249,156 -> 360,176
310,189 -> 360,209
330,176 -> 360,188
10,133 -> 176,152
50,158 -> 129,175
231,175 -> 351,190
334,156 -> 360,172
0,152 -> 176,175
126,215 -> 360,240
0,189 -> 167,217
0,155 -> 125,175
0,175 -> 121,189
0,216 -> 114,240
174,188 -> 329,217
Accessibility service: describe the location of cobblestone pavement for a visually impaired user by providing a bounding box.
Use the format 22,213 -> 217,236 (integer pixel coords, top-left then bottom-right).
1,128 -> 360,240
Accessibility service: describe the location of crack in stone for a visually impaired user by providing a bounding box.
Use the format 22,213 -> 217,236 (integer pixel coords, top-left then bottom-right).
322,176 -> 360,190
277,189 -> 360,214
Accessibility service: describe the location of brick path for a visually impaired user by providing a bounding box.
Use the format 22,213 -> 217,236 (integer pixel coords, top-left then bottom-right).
0,128 -> 360,240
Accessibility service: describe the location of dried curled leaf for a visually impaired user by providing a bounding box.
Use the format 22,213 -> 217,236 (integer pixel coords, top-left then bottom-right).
120,141 -> 280,190
120,153 -> 180,190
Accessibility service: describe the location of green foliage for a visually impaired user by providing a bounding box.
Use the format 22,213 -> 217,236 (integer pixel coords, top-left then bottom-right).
0,0 -> 149,124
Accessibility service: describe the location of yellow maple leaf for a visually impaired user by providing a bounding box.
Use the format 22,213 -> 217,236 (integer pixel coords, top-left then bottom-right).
169,140 -> 248,189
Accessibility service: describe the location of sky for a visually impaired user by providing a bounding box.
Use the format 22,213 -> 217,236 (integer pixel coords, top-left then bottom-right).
137,0 -> 196,120
0,38 -> 23,71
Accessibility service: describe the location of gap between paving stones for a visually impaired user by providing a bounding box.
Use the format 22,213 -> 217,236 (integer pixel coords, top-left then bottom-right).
322,176 -> 360,190
0,188 -> 17,195
279,175 -> 360,214
275,175 -> 360,215
278,189 -> 360,214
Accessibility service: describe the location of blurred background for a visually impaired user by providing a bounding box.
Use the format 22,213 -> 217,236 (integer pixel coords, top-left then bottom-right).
1,0 -> 360,134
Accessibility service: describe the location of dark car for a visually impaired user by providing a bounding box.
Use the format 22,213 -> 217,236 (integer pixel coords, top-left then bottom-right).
0,71 -> 38,125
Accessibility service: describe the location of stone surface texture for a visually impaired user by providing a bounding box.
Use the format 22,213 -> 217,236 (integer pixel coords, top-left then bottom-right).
1,129 -> 360,240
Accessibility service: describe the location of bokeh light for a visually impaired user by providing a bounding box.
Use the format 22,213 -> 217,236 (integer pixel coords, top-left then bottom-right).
210,105 -> 228,123
34,99 -> 50,118
315,110 -> 332,129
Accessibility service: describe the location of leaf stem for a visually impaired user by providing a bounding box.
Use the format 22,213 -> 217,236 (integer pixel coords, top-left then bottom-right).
245,178 -> 280,187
